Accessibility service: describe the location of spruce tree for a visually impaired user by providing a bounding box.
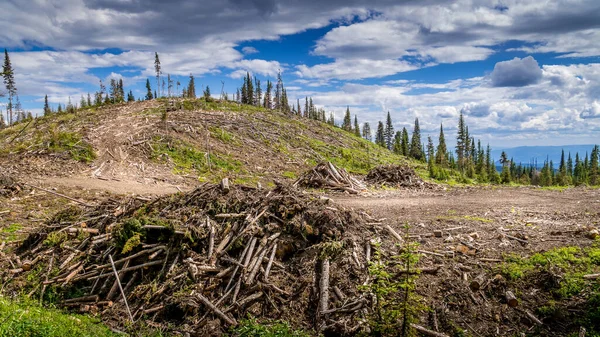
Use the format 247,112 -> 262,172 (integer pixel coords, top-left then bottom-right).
187,74 -> 196,98
342,106 -> 352,131
427,136 -> 435,170
392,131 -> 402,154
3,49 -> 17,124
375,121 -> 386,147
297,99 -> 301,116
384,111 -> 394,150
567,152 -> 573,178
401,127 -> 409,156
353,115 -> 360,136
154,52 -> 161,97
145,79 -> 153,100
456,112 -> 466,172
409,118 -> 423,160
263,81 -> 272,109
435,123 -> 447,167
203,85 -> 211,101
87,93 -> 92,107
80,95 -> 87,108
591,145 -> 599,185
254,77 -> 261,107
274,70 -> 283,111
362,122 -> 372,141
43,95 -> 51,116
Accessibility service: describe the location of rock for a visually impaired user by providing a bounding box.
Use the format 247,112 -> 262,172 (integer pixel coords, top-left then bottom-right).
587,229 -> 599,239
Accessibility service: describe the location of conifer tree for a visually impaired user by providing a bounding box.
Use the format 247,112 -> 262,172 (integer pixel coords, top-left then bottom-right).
0,113 -> 5,129
591,145 -> 599,185
167,74 -> 172,97
456,112 -> 466,172
3,49 -> 17,124
187,74 -> 196,98
567,152 -> 573,178
254,77 -> 261,107
427,135 -> 435,170
145,79 -> 153,100
435,123 -> 447,167
327,112 -> 335,126
304,97 -> 309,118
353,115 -> 360,136
409,118 -> 423,160
274,70 -> 283,111
384,111 -> 394,150
342,106 -> 352,131
362,122 -> 372,141
80,95 -> 87,108
43,95 -> 51,116
154,52 -> 161,97
263,80 -> 272,109
203,85 -> 211,101
375,121 -> 386,147
297,99 -> 301,116
401,127 -> 409,156
57,103 -> 63,113
87,93 -> 92,107
392,131 -> 402,154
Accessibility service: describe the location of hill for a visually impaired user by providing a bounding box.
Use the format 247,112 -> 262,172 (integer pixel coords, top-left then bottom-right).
0,98 -> 417,193
492,144 -> 597,167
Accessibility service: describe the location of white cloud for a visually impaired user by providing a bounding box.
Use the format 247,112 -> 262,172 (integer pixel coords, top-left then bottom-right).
242,46 -> 259,55
491,56 -> 543,87
296,59 -> 421,80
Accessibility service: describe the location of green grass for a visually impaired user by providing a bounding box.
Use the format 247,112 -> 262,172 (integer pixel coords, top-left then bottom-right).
0,297 -> 119,337
501,246 -> 600,298
0,223 -> 23,242
210,126 -> 239,145
151,136 -> 244,177
230,317 -> 312,337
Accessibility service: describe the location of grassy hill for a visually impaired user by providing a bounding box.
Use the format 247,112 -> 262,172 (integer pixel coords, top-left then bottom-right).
0,98 -> 423,187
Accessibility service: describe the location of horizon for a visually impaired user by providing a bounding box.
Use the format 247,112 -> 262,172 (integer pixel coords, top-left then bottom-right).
1,0 -> 599,148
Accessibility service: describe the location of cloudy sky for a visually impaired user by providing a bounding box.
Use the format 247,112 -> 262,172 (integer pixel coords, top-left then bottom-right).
1,0 -> 599,147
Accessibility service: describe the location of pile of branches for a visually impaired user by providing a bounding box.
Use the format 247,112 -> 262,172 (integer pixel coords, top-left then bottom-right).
0,175 -> 24,197
294,162 -> 366,194
2,182 -> 382,336
365,165 -> 428,188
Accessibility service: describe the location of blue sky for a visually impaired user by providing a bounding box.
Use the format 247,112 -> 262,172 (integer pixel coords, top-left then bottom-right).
1,0 -> 599,148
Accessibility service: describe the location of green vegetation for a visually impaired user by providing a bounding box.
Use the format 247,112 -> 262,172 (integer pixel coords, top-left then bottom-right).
231,318 -> 311,337
0,223 -> 23,242
501,246 -> 600,297
151,136 -> 244,177
0,297 -> 118,337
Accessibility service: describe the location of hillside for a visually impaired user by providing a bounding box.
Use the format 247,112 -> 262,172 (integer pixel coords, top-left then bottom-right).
0,98 -> 417,193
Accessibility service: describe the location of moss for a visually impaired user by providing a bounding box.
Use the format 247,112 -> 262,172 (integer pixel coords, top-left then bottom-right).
230,317 -> 312,337
282,171 -> 297,179
43,231 -> 68,247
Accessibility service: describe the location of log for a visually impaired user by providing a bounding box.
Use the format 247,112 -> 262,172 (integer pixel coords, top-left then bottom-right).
505,234 -> 528,244
196,293 -> 237,326
88,260 -> 165,281
524,310 -> 543,325
505,291 -> 518,307
109,255 -> 134,323
22,183 -> 94,207
410,324 -> 450,337
95,246 -> 165,270
319,259 -> 330,314
469,274 -> 486,291
207,217 -> 214,260
221,178 -> 230,192
583,273 -> 600,280
263,243 -> 277,282
333,286 -> 346,302
385,225 -> 404,244
67,227 -> 100,235
63,295 -> 99,304
579,326 -> 586,337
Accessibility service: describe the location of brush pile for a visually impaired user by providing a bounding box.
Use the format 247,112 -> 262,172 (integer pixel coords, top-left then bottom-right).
0,175 -> 24,197
2,182 -> 382,336
294,162 -> 366,194
365,165 -> 428,188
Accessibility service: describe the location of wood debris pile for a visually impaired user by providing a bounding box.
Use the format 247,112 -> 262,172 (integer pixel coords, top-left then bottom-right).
365,165 -> 429,188
294,162 -> 366,194
0,175 -> 24,197
2,182 -> 384,336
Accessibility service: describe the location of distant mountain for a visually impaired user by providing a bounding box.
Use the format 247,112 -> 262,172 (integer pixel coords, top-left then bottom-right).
491,144 -> 597,167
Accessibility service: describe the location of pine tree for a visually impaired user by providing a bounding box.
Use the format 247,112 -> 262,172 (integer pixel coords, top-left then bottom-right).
384,111 -> 394,150
57,103 -> 63,113
154,52 -> 161,97
409,118 -> 423,160
392,131 -> 402,154
187,74 -> 196,98
297,99 -> 301,116
3,49 -> 17,124
203,86 -> 211,101
401,127 -> 409,156
427,136 -> 435,170
342,106 -> 352,131
80,95 -> 87,108
254,77 -> 261,107
567,152 -> 573,178
327,112 -> 335,126
456,112 -> 466,172
43,95 -> 51,116
435,123 -> 447,167
0,113 -> 5,129
362,122 -> 372,141
263,80 -> 272,109
87,93 -> 92,107
375,121 -> 386,147
274,70 -> 283,111
591,145 -> 599,185
145,79 -> 153,100
353,115 -> 360,136
304,97 -> 309,118
127,90 -> 135,102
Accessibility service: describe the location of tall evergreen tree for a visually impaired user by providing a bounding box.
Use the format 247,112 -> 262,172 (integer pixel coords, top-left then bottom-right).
409,118 -> 423,160
274,70 -> 283,111
254,77 -> 261,107
362,122 -> 372,141
384,111 -> 394,150
427,136 -> 435,170
591,145 -> 599,185
401,127 -> 409,156
187,74 -> 196,99
154,52 -> 161,97
145,79 -> 153,100
87,93 -> 92,107
435,123 -> 447,167
263,80 -> 272,109
43,95 -> 51,116
127,90 -> 135,102
80,95 -> 87,108
567,152 -> 573,178
375,121 -> 386,147
353,115 -> 360,136
456,112 -> 466,172
2,49 -> 17,124
342,106 -> 352,131
392,131 -> 402,154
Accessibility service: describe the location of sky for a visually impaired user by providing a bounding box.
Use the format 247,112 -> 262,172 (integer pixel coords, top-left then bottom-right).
0,0 -> 599,148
